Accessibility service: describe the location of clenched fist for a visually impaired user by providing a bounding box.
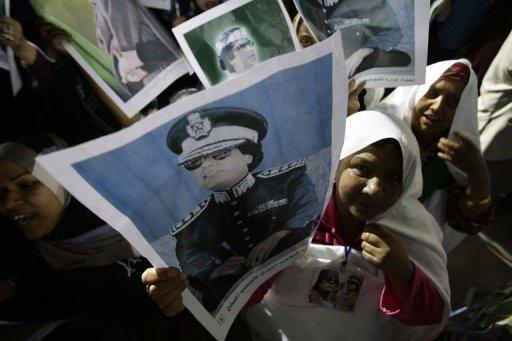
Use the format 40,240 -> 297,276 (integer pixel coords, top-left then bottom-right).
142,267 -> 188,317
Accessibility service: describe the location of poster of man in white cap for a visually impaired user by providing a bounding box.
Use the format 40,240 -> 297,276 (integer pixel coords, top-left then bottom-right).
216,27 -> 258,79
29,0 -> 190,117
294,0 -> 429,87
173,0 -> 300,87
35,33 -> 347,340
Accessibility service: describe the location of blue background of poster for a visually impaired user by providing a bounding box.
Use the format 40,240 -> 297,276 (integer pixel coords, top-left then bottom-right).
72,54 -> 334,246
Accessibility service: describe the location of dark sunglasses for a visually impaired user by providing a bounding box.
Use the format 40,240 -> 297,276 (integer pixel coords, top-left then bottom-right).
183,148 -> 234,171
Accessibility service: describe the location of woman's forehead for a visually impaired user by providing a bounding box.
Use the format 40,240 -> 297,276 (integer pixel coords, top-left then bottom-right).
0,159 -> 29,181
431,78 -> 466,95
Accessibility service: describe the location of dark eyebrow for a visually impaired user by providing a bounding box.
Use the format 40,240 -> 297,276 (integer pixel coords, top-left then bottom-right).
352,155 -> 374,162
10,172 -> 29,181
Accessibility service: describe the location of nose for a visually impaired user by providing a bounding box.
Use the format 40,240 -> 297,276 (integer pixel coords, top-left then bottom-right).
0,190 -> 23,212
430,95 -> 443,113
362,177 -> 383,198
200,156 -> 216,167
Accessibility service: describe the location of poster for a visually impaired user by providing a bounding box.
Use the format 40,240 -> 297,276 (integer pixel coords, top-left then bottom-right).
0,0 -> 22,95
0,0 -> 10,71
173,0 -> 300,87
294,0 -> 429,87
29,0 -> 190,117
139,0 -> 172,10
36,33 -> 347,340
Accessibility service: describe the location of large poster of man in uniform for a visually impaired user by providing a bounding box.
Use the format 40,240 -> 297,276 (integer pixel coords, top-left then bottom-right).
35,34 -> 347,340
295,0 -> 429,87
29,0 -> 189,117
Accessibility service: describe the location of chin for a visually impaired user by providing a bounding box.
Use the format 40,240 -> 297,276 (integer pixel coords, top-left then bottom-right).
350,206 -> 378,221
22,228 -> 43,240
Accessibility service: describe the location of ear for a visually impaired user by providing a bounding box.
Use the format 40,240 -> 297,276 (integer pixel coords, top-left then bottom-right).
244,154 -> 253,165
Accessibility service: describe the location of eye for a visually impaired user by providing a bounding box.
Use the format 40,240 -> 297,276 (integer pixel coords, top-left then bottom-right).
388,173 -> 402,185
424,88 -> 438,99
18,181 -> 39,191
300,37 -> 314,47
211,149 -> 232,161
353,164 -> 371,177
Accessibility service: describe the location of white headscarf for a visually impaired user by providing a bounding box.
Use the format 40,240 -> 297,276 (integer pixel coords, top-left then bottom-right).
379,59 -> 480,185
340,110 -> 449,303
246,111 -> 449,341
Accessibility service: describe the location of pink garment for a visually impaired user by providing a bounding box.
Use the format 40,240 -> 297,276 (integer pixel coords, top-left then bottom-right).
244,273 -> 279,310
247,193 -> 445,325
316,193 -> 444,325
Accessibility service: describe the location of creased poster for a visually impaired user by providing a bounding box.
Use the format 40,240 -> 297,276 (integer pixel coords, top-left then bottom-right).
173,0 -> 300,87
35,32 -> 347,340
294,0 -> 429,87
29,0 -> 190,118
0,0 -> 22,95
139,0 -> 172,10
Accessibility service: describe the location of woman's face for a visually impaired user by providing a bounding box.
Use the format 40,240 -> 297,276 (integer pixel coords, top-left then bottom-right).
297,21 -> 315,48
0,160 -> 63,240
346,281 -> 358,293
411,78 -> 465,142
318,275 -> 338,292
335,141 -> 403,221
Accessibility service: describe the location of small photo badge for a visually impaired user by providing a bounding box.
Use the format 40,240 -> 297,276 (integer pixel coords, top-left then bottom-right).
309,268 -> 365,313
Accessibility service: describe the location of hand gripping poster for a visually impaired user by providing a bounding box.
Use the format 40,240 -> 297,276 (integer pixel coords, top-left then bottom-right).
29,0 -> 190,117
35,33 -> 348,340
0,0 -> 22,94
173,0 -> 300,87
294,0 -> 429,87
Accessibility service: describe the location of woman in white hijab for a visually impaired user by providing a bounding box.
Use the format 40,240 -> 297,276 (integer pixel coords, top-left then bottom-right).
244,110 -> 450,341
379,59 -> 493,252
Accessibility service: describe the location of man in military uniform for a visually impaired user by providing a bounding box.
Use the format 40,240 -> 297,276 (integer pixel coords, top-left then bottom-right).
216,27 -> 258,78
166,107 -> 319,311
92,0 -> 181,98
298,0 -> 411,76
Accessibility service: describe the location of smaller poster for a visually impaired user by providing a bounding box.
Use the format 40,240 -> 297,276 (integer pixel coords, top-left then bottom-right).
173,0 -> 300,87
30,0 -> 190,118
294,0 -> 429,87
139,0 -> 172,10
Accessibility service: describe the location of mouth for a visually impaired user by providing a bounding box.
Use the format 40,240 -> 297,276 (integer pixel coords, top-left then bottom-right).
11,213 -> 35,227
202,169 -> 220,179
354,200 -> 382,211
421,113 -> 442,126
247,54 -> 257,62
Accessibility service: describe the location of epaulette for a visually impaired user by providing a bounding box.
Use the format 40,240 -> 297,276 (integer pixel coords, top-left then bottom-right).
170,197 -> 211,235
257,158 -> 306,179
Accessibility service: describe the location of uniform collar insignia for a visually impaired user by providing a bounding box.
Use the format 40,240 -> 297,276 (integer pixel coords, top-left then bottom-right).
186,112 -> 212,140
213,173 -> 255,203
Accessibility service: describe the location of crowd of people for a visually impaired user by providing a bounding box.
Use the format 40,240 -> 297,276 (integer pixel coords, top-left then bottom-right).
0,0 -> 511,340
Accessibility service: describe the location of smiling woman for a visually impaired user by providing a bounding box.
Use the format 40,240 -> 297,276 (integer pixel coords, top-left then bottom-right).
0,134 -> 135,270
0,134 -> 177,336
0,159 -> 62,240
380,59 -> 494,252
